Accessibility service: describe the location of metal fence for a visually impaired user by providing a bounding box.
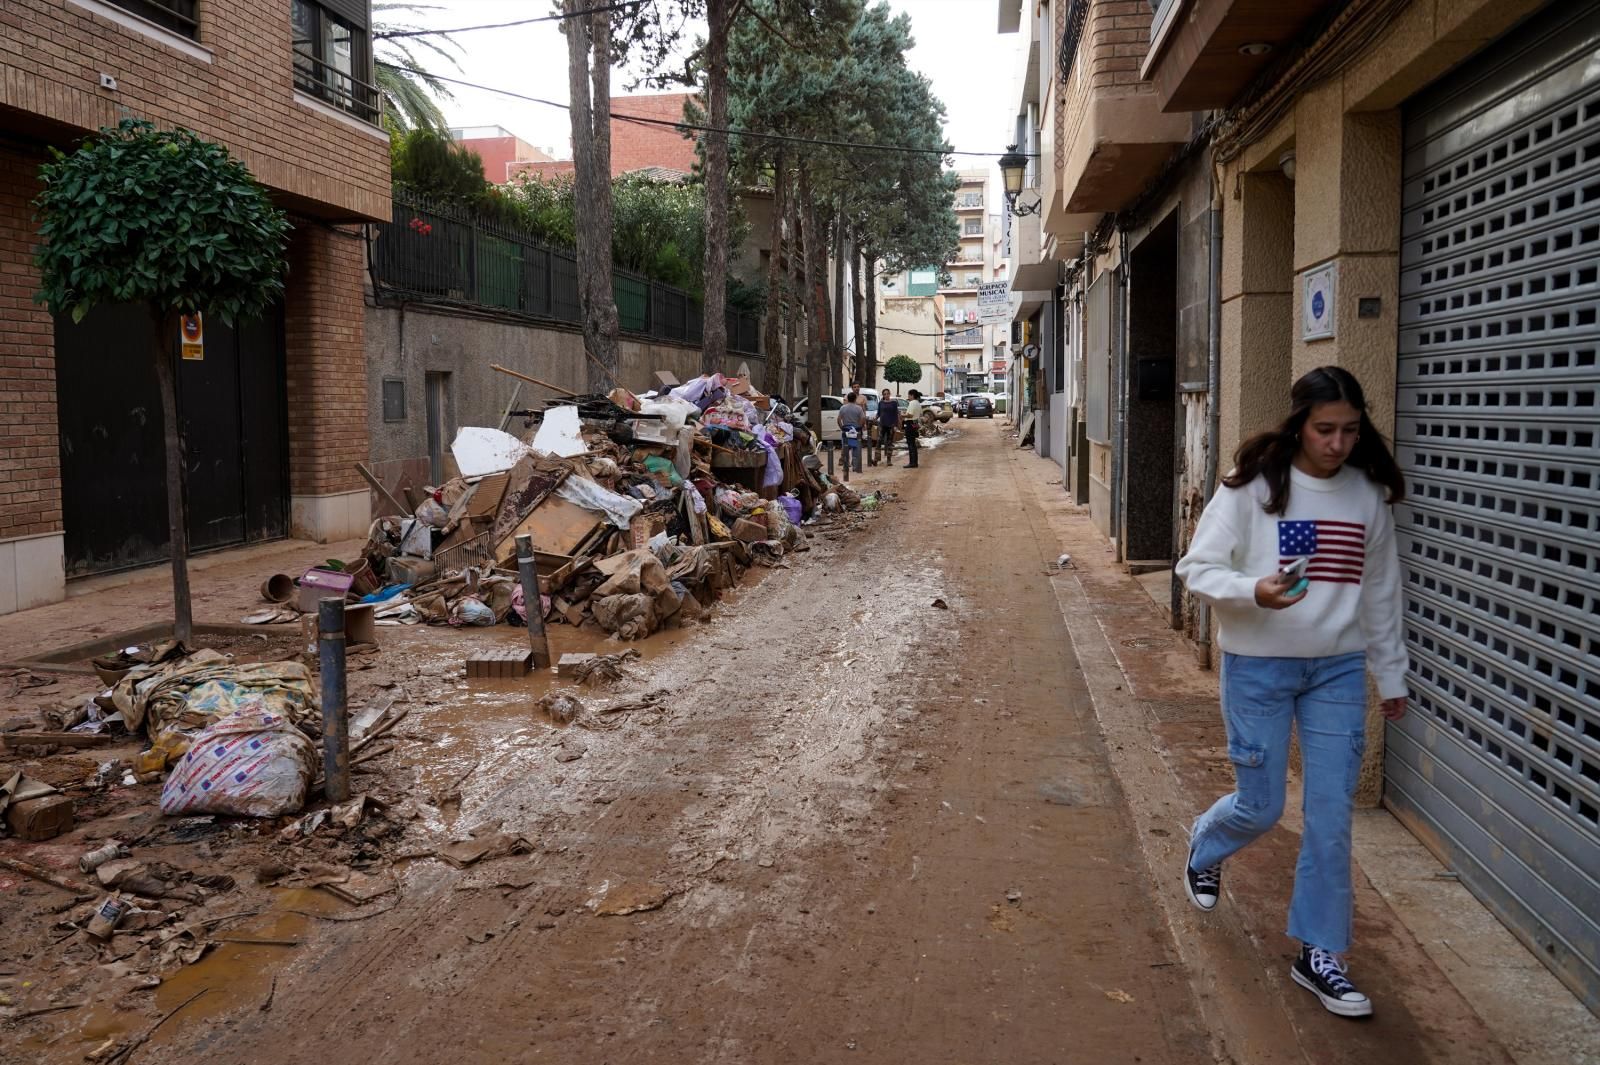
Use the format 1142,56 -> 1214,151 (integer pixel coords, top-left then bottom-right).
370,192 -> 763,355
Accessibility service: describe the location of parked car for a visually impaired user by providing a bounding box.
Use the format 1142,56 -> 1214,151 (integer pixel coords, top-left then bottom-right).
963,394 -> 994,418
791,394 -> 878,442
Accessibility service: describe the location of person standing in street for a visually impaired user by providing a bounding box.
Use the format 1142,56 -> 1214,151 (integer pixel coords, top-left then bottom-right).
874,388 -> 900,467
838,391 -> 865,479
902,390 -> 923,468
1174,366 -> 1408,1020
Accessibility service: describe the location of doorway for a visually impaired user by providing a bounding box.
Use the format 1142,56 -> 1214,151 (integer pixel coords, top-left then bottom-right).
1123,213 -> 1178,564
425,371 -> 453,483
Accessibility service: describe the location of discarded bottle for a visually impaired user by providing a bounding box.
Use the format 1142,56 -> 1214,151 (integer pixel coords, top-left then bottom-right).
78,841 -> 129,874
85,895 -> 130,939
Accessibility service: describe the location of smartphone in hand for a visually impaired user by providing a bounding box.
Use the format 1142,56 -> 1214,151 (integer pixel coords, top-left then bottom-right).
1279,556 -> 1310,598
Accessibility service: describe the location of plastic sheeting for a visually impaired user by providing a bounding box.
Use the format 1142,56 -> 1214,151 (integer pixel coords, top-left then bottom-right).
556,475 -> 643,529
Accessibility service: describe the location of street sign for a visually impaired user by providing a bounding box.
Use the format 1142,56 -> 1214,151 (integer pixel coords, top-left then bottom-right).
977,281 -> 1011,325
179,313 -> 204,361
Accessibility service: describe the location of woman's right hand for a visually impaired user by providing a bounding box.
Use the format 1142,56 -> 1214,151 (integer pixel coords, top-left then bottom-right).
1254,572 -> 1306,610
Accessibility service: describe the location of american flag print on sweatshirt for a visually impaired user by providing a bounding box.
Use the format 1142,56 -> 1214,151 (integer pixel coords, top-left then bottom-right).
1278,519 -> 1366,585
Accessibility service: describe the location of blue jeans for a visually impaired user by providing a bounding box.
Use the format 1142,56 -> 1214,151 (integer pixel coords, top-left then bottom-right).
1190,652 -> 1367,953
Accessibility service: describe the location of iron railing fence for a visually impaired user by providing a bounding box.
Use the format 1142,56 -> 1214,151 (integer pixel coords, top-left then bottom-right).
370,191 -> 763,355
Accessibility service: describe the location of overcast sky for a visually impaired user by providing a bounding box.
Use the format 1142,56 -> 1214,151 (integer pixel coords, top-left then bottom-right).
392,1 -> 1021,201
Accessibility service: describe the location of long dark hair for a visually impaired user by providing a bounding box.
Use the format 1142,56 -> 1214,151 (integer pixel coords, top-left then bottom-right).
1223,366 -> 1406,515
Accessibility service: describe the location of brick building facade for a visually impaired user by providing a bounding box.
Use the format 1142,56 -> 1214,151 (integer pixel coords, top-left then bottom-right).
508,92 -> 699,182
0,0 -> 391,614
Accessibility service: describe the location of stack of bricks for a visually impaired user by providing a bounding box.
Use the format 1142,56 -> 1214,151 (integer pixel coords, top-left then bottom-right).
465,648 -> 533,679
0,140 -> 61,544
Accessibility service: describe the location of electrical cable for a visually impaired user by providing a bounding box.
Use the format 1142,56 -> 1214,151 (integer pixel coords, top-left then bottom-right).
373,1 -> 644,41
406,70 -> 1036,159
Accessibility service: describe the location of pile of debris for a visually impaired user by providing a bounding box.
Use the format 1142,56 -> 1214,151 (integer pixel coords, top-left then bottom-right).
258,372 -> 871,644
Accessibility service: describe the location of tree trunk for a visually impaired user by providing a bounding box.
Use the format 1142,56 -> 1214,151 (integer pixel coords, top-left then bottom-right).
762,155 -> 785,394
861,248 -> 878,388
699,0 -> 732,377
798,169 -> 825,437
831,204 -> 845,394
150,307 -> 191,642
567,2 -> 620,393
850,235 -> 864,389
783,175 -> 803,401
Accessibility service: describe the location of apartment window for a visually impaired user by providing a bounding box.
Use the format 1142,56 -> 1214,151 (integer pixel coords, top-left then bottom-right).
292,0 -> 380,124
107,0 -> 198,38
963,218 -> 983,235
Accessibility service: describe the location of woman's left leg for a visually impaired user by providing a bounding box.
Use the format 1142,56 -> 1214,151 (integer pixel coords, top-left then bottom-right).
1287,651 -> 1368,953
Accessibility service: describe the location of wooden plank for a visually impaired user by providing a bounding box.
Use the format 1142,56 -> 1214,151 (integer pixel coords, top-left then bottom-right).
467,472 -> 510,519
3,732 -> 115,749
495,495 -> 605,563
355,462 -> 410,518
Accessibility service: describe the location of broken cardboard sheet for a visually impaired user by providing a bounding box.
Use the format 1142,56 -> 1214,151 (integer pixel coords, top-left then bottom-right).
531,404 -> 587,458
585,880 -> 681,916
433,824 -> 535,868
452,426 -> 532,478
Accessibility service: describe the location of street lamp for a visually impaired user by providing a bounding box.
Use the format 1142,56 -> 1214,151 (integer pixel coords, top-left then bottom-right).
998,145 -> 1039,217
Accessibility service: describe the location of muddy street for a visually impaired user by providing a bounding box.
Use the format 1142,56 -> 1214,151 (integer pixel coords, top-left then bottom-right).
37,420 -> 1181,1064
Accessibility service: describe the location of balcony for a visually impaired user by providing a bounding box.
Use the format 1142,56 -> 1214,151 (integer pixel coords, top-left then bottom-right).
947,327 -> 984,347
1038,0 -> 1190,237
955,195 -> 986,211
294,48 -> 383,127
1142,0 -> 1337,112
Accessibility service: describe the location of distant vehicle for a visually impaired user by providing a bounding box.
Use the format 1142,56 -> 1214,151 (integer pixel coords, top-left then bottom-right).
962,395 -> 994,418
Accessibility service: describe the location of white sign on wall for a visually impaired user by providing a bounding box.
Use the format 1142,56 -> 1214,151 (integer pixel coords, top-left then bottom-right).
1302,261 -> 1337,341
977,280 -> 1012,325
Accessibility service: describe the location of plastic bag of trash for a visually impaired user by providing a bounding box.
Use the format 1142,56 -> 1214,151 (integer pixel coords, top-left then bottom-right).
591,593 -> 658,641
415,498 -> 449,528
159,707 -> 317,818
449,596 -> 496,627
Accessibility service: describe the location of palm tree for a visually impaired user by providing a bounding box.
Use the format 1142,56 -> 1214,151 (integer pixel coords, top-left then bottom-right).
372,3 -> 462,134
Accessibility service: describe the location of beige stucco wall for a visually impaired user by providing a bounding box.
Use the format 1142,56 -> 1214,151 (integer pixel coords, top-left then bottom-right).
1213,0 -> 1548,805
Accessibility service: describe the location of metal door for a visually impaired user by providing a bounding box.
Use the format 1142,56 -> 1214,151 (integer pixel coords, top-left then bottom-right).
56,305 -> 288,577
1391,0 -> 1600,1012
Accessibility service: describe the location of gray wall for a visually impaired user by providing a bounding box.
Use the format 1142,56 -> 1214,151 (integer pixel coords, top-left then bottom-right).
366,302 -> 762,501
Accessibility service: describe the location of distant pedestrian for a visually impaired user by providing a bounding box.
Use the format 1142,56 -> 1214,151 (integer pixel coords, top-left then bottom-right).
875,389 -> 900,466
1175,366 -> 1407,1019
838,391 -> 865,478
902,390 -> 924,468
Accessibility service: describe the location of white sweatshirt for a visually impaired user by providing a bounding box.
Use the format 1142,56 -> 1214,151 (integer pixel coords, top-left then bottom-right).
1176,465 -> 1410,699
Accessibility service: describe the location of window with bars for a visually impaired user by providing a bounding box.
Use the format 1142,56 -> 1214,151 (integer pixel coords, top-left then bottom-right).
106,0 -> 198,39
292,0 -> 380,125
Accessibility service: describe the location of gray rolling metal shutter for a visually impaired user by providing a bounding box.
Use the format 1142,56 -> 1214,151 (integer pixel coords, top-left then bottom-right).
1391,0 -> 1600,1013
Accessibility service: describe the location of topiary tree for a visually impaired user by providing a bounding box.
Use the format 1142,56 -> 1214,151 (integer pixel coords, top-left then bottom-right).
34,119 -> 290,641
883,354 -> 922,395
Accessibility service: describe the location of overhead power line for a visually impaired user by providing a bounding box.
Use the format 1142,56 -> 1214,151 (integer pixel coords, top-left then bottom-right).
373,1 -> 644,40
411,71 -> 1035,159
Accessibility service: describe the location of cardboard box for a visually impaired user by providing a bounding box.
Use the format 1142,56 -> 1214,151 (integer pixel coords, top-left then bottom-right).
6,794 -> 75,841
732,517 -> 769,544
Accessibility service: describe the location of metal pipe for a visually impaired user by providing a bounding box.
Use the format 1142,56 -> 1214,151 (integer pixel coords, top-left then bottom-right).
516,533 -> 552,670
317,597 -> 350,803
1196,162 -> 1225,670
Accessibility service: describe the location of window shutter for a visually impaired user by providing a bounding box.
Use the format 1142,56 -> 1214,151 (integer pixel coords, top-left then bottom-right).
323,0 -> 369,29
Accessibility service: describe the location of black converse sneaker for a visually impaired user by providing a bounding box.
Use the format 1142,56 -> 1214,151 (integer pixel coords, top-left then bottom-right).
1184,844 -> 1221,911
1292,945 -> 1373,1018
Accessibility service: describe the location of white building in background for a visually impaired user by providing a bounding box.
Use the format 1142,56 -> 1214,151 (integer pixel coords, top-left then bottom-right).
941,170 -> 1009,396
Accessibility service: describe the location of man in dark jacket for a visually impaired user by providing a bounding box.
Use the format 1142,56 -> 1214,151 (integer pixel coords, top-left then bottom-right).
874,388 -> 900,466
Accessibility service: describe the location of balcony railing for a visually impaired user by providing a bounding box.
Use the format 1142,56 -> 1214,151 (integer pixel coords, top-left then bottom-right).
947,327 -> 984,346
294,48 -> 383,126
955,195 -> 985,210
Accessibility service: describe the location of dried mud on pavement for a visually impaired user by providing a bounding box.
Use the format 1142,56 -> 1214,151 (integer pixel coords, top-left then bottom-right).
4,421 -> 1212,1065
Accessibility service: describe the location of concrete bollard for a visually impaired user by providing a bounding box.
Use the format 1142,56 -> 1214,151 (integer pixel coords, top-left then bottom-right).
317,597 -> 351,803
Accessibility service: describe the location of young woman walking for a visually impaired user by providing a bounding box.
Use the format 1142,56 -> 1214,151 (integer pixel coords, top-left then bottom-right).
1175,366 -> 1409,1019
